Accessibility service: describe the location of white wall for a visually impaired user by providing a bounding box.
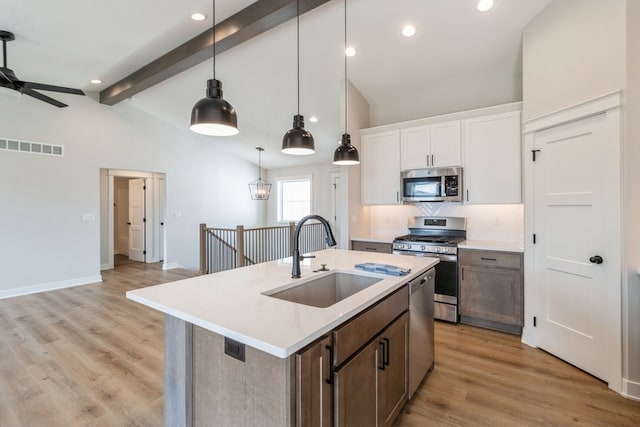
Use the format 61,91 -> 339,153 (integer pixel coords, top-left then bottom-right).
522,0 -> 626,121
370,65 -> 523,127
624,0 -> 640,396
368,204 -> 524,243
0,94 -> 262,297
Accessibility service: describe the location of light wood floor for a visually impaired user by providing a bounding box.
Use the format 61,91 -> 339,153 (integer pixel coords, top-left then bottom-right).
0,262 -> 638,426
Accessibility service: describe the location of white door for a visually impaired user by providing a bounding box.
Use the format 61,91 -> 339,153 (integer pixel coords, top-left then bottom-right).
128,178 -> 146,262
532,113 -> 618,382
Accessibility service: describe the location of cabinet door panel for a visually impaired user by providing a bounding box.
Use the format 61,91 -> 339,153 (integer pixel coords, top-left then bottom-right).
362,130 -> 401,205
379,312 -> 408,427
463,111 -> 521,204
460,265 -> 523,325
400,126 -> 430,170
334,339 -> 379,427
296,335 -> 332,427
430,120 -> 461,167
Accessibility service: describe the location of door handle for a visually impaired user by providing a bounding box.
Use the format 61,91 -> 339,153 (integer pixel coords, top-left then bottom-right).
324,345 -> 333,385
127,222 -> 131,225
378,341 -> 386,370
383,337 -> 390,367
589,255 -> 603,264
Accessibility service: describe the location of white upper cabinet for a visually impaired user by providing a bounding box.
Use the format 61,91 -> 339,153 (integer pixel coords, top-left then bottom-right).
400,121 -> 461,170
361,130 -> 401,205
463,111 -> 521,204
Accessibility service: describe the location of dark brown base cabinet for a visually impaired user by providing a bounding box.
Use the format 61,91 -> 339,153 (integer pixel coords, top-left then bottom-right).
295,287 -> 409,427
335,312 -> 408,427
459,249 -> 524,335
351,240 -> 393,254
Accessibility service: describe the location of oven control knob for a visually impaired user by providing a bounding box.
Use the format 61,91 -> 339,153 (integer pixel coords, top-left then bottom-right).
420,245 -> 426,251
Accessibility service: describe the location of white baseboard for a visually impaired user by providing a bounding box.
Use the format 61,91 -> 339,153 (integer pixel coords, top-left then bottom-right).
100,263 -> 112,271
622,378 -> 640,401
0,275 -> 103,300
162,262 -> 182,270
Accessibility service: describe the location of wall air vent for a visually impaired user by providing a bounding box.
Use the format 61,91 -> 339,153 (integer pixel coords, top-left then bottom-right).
0,137 -> 64,157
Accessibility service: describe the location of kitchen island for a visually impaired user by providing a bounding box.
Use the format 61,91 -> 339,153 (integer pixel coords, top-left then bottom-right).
127,249 -> 437,426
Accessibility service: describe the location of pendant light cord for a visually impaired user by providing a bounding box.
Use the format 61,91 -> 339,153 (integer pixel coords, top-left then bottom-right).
213,0 -> 216,80
344,0 -> 348,135
297,0 -> 300,115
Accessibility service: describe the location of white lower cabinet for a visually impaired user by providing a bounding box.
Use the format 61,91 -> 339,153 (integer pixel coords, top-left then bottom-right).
361,130 -> 401,205
463,110 -> 521,204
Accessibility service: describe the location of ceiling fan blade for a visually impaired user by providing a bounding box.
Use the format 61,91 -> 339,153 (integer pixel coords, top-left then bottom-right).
21,88 -> 68,108
22,81 -> 85,96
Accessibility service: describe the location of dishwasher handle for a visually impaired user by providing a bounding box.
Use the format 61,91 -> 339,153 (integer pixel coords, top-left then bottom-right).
410,269 -> 434,294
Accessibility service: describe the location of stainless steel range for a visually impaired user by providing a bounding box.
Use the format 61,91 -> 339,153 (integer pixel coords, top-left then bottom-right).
393,216 -> 467,323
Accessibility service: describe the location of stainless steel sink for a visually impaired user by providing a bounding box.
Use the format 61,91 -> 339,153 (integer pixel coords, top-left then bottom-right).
264,272 -> 383,308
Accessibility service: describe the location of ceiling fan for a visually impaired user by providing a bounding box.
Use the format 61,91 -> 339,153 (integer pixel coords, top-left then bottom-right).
0,30 -> 85,108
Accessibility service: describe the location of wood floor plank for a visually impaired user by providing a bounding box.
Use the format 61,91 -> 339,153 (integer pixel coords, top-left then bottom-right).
0,262 -> 638,426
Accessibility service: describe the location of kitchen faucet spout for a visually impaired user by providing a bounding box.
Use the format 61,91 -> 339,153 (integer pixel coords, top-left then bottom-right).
291,215 -> 337,278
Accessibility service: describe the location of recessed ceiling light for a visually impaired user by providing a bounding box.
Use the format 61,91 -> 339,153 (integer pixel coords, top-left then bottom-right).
90,79 -> 102,84
345,46 -> 357,57
309,116 -> 318,123
191,12 -> 207,21
402,25 -> 416,37
476,0 -> 494,12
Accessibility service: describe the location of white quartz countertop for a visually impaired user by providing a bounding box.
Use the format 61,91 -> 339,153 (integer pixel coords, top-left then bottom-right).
458,240 -> 524,253
350,235 -> 397,244
127,249 -> 438,359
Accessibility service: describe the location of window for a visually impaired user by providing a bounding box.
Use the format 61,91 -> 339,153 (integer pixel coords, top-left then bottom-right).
277,177 -> 312,222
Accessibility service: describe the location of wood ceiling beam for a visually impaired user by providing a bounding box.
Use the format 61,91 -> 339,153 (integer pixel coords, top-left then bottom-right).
99,0 -> 330,106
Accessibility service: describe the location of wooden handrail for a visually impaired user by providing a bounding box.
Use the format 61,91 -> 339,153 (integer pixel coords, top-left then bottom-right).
200,221 -> 328,274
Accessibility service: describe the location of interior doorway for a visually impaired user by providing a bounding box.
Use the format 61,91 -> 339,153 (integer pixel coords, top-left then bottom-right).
100,169 -> 166,270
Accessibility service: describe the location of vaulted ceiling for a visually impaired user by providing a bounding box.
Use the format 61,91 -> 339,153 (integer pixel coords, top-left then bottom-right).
0,0 -> 550,168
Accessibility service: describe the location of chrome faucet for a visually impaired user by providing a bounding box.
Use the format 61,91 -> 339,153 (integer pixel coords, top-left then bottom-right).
291,215 -> 337,278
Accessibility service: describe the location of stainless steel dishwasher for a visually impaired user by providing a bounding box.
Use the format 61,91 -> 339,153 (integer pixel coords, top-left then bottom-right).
409,267 -> 435,399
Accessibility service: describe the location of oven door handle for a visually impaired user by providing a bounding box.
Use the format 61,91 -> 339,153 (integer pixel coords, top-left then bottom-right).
427,253 -> 457,262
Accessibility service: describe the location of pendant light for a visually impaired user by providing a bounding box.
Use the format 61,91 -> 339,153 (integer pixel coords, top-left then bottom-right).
190,0 -> 239,137
333,0 -> 360,165
282,0 -> 315,155
248,147 -> 272,200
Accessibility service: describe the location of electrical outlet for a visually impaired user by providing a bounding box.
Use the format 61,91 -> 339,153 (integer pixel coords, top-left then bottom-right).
224,337 -> 245,362
494,217 -> 502,226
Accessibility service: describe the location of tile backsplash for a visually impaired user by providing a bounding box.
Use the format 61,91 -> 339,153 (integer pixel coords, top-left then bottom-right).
369,203 -> 524,243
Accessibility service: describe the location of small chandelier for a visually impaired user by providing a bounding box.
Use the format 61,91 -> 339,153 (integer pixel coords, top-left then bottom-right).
249,147 -> 272,200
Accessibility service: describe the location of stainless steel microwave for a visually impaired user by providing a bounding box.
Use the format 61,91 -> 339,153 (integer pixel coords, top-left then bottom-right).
401,167 -> 463,203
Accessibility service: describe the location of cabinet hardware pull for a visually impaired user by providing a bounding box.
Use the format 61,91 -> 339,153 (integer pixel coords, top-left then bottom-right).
378,341 -> 386,370
396,191 -> 400,202
466,190 -> 469,202
426,155 -> 429,167
324,345 -> 334,384
383,337 -> 390,366
480,257 -> 497,261
461,267 -> 464,280
365,247 -> 377,251
431,154 -> 434,166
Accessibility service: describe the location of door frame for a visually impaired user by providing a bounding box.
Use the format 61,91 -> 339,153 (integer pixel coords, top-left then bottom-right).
100,168 -> 166,270
522,90 -> 622,393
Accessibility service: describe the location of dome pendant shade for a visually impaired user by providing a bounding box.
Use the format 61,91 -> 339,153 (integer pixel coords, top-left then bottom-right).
190,79 -> 239,136
333,133 -> 360,165
249,147 -> 272,200
282,114 -> 315,155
